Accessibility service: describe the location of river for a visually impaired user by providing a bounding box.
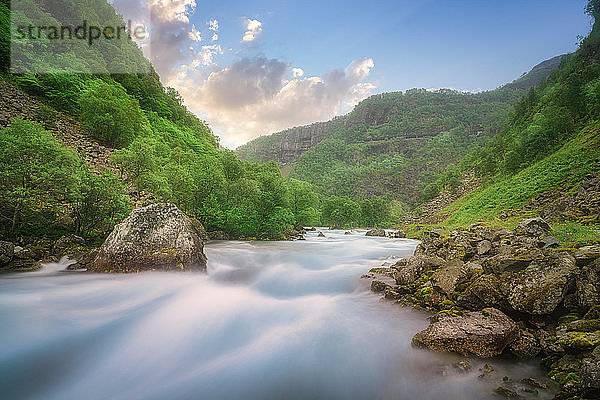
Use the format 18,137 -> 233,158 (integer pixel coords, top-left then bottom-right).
0,229 -> 554,399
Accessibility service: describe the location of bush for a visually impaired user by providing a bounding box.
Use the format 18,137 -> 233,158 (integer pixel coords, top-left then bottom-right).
79,79 -> 150,147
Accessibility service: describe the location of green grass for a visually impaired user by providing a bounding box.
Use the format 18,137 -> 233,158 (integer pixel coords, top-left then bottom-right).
442,123 -> 600,229
552,222 -> 600,247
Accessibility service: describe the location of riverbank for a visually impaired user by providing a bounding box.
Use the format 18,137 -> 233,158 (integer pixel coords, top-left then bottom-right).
363,218 -> 600,399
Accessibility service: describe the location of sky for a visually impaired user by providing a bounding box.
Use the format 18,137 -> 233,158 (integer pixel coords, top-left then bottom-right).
120,0 -> 592,148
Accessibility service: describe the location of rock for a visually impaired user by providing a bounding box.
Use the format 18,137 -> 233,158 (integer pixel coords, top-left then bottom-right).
479,363 -> 495,378
514,217 -> 552,237
431,259 -> 464,296
391,230 -> 406,238
411,308 -> 519,357
520,377 -> 548,390
500,252 -> 577,315
430,228 -> 449,238
365,229 -> 386,237
0,241 -> 14,266
575,245 -> 600,265
317,231 -> 326,238
52,234 -> 85,255
394,255 -> 445,286
483,246 -> 542,274
538,236 -> 560,248
88,203 -> 207,273
66,248 -> 99,271
457,274 -> 504,311
477,240 -> 492,255
344,231 -> 352,235
581,358 -> 600,396
576,263 -> 600,310
509,329 -> 541,358
585,305 -> 600,320
494,387 -> 522,398
207,231 -> 230,240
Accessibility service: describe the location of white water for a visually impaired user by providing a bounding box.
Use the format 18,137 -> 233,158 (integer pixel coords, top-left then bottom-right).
0,230 -> 553,399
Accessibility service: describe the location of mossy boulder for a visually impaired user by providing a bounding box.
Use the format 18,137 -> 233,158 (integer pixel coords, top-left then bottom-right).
412,307 -> 519,357
89,203 -> 207,273
500,252 -> 577,315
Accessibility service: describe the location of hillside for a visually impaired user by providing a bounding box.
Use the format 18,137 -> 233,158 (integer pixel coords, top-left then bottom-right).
501,54 -> 569,90
0,0 -> 322,245
236,56 -> 565,212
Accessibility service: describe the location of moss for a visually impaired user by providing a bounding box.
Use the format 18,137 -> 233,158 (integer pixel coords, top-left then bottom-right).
558,331 -> 600,349
570,319 -> 600,332
440,299 -> 455,307
559,313 -> 581,325
584,305 -> 600,320
417,286 -> 433,298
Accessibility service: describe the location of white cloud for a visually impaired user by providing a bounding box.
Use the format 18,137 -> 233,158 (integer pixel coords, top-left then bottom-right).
147,0 -> 196,23
242,19 -> 263,42
188,25 -> 202,41
209,19 -> 219,31
212,33 -> 218,41
292,67 -> 304,78
173,57 -> 376,148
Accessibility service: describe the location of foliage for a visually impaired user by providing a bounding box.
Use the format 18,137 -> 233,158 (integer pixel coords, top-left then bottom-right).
78,79 -> 150,147
0,120 -> 129,237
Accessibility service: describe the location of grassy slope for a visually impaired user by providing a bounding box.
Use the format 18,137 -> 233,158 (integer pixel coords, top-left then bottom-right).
415,122 -> 600,245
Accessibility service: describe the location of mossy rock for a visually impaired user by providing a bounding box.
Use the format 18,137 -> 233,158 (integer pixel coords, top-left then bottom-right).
558,331 -> 600,350
584,305 -> 600,320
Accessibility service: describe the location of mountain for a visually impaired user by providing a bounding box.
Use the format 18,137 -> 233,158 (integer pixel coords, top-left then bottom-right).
235,56 -> 564,209
501,54 -> 569,90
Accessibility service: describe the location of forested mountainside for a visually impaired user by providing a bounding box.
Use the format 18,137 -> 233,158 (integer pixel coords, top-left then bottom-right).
501,54 -> 569,90
236,56 -> 564,209
0,0 -> 323,243
412,3 -> 600,240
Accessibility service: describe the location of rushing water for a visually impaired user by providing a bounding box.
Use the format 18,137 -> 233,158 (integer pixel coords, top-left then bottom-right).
0,229 -> 554,400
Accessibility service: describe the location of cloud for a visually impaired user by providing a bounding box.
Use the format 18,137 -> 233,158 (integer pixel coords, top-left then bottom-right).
242,19 -> 263,42
174,57 -> 376,148
292,67 -> 304,78
209,19 -> 219,31
188,25 -> 202,41
147,0 -> 196,23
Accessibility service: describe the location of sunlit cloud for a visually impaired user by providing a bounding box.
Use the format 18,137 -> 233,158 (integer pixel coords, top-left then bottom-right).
242,19 -> 263,42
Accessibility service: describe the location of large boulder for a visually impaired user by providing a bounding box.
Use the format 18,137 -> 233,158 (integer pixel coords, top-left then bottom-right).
412,308 -> 519,357
393,255 -> 444,286
457,274 -> 505,311
89,203 -> 207,273
500,252 -> 577,315
365,229 -> 386,237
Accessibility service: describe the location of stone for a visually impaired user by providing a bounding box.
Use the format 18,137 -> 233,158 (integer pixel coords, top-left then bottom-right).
411,308 -> 519,357
500,252 -> 577,315
52,234 -> 85,255
317,231 -> 326,238
365,229 -> 386,237
344,231 -> 352,235
575,245 -> 600,265
457,274 -> 504,311
0,241 -> 15,266
477,239 -> 492,255
520,377 -> 548,390
538,236 -> 560,248
88,203 -> 207,273
509,329 -> 541,358
431,259 -> 464,296
207,231 -> 229,240
391,230 -> 406,238
514,217 -> 552,237
394,255 -> 445,286
576,266 -> 600,310
581,358 -> 600,396
482,246 -> 542,274
493,387 -> 521,398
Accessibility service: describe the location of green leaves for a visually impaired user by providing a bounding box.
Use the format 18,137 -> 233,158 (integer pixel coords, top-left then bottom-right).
0,120 -> 129,236
78,79 -> 150,147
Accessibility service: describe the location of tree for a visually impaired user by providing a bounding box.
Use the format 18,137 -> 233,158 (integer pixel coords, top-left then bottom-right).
78,79 -> 150,147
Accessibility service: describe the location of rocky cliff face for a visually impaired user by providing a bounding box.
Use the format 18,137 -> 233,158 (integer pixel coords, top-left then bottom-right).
236,120 -> 333,164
